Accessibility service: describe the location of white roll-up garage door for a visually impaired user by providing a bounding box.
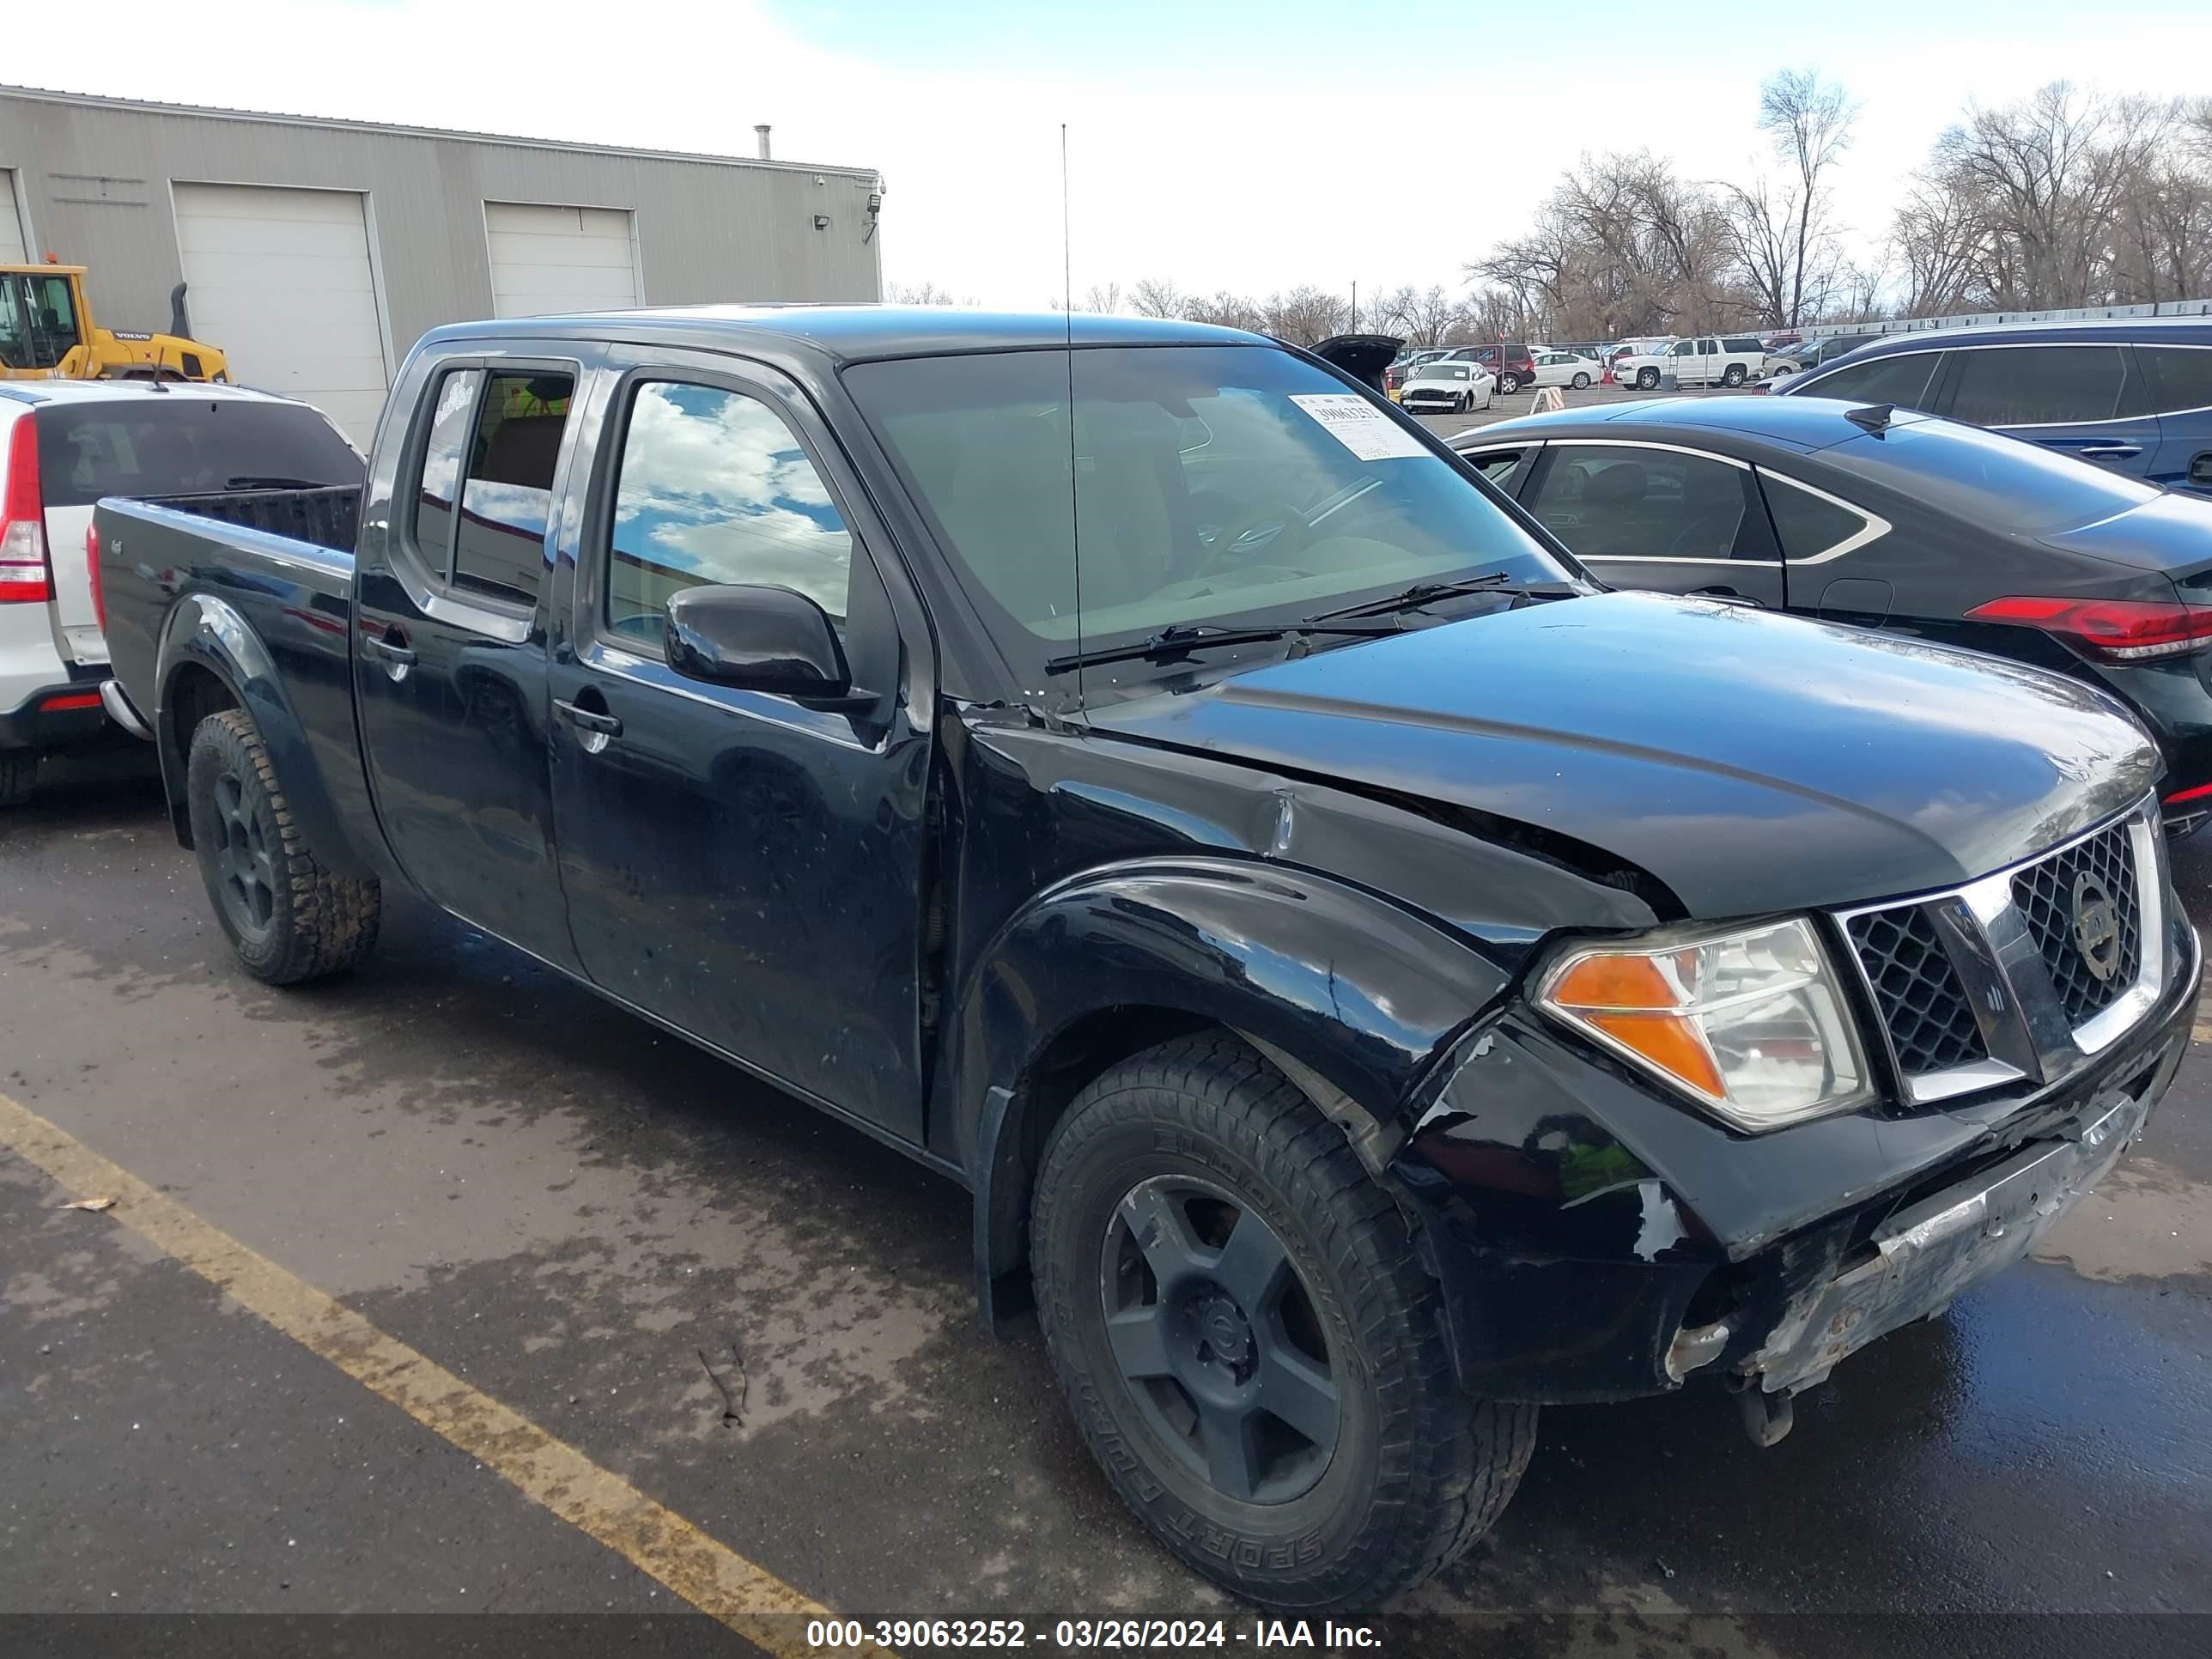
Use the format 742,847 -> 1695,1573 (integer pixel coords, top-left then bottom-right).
172,182 -> 389,448
484,203 -> 639,319
0,172 -> 27,264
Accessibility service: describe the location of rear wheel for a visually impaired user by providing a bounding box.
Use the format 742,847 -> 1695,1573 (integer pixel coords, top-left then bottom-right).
1498,373 -> 1522,394
1031,1034 -> 1536,1610
1571,371 -> 1591,389
186,709 -> 381,984
0,750 -> 36,807
1723,364 -> 1747,386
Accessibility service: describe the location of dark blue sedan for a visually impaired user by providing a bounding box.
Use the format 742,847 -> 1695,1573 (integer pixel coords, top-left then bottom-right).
1454,396 -> 2212,829
1773,317 -> 2212,495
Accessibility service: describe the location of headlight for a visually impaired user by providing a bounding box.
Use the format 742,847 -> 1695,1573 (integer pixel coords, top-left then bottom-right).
1536,918 -> 1870,1132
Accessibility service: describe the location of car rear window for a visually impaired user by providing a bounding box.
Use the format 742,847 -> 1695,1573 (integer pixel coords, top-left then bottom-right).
33,397 -> 363,508
1836,415 -> 2159,534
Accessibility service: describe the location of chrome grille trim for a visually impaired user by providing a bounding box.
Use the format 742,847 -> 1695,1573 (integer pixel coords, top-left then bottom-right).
1832,800 -> 2165,1105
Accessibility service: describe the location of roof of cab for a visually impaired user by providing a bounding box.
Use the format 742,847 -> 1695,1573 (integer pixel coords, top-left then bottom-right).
418,304 -> 1271,364
1456,392 -> 1933,452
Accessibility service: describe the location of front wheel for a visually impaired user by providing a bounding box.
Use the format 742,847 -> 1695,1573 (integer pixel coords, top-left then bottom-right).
1571,372 -> 1591,389
186,709 -> 382,984
1636,367 -> 1660,390
1031,1034 -> 1537,1610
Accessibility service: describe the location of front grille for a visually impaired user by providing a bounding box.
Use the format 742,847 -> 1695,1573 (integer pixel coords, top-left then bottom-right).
2013,820 -> 2141,1027
1844,906 -> 1989,1075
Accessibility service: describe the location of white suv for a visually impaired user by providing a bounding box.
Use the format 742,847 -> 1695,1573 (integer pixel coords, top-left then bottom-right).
0,380 -> 361,804
1613,334 -> 1769,391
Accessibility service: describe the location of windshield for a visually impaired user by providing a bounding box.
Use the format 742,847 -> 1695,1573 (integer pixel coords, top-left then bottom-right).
1412,363 -> 1472,381
845,343 -> 1570,687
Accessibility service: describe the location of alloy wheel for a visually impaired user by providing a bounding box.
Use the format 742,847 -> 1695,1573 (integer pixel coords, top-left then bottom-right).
1098,1174 -> 1340,1504
211,770 -> 277,939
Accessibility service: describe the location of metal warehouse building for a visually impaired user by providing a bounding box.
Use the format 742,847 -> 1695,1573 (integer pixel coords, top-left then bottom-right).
0,85 -> 884,443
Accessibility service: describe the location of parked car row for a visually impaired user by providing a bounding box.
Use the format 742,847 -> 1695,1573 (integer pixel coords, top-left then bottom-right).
14,304 -> 2199,1616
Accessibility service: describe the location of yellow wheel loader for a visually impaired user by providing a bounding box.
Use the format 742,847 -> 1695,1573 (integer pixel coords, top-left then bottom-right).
0,262 -> 229,383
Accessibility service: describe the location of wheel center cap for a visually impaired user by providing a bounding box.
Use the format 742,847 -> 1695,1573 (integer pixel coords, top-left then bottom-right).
1197,1297 -> 1253,1367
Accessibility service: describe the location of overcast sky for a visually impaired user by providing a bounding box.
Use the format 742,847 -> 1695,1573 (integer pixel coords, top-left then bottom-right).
40,0 -> 2209,310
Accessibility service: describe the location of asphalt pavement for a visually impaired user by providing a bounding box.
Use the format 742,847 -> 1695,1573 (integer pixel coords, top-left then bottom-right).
2,732 -> 2208,1656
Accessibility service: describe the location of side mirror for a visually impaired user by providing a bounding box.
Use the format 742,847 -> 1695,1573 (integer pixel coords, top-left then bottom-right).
665,583 -> 851,699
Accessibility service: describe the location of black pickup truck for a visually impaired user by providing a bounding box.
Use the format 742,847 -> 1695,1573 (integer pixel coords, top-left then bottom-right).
95,307 -> 2196,1611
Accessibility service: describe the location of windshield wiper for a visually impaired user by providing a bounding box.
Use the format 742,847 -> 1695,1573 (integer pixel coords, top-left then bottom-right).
1305,573 -> 1576,623
225,475 -> 336,489
1044,621 -> 1397,677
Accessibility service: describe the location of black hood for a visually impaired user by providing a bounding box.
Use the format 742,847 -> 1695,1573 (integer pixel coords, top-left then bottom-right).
1085,592 -> 2160,918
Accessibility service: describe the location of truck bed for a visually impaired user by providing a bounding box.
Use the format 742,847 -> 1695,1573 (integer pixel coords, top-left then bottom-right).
94,486 -> 381,878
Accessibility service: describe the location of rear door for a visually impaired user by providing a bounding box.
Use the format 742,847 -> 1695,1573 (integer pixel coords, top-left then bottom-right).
1516,438 -> 1785,605
548,348 -> 932,1140
2136,343 -> 2212,496
352,344 -> 593,971
1935,343 -> 2161,478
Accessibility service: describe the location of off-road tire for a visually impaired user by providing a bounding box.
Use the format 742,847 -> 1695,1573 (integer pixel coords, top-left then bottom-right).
0,750 -> 36,806
186,709 -> 380,984
1031,1033 -> 1537,1611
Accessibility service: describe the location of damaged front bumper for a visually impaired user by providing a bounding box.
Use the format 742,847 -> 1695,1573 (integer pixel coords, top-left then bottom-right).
1392,899 -> 2196,1411
1736,1084 -> 2152,1396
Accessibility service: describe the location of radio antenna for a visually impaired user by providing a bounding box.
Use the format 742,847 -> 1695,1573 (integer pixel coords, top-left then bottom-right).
1060,122 -> 1084,708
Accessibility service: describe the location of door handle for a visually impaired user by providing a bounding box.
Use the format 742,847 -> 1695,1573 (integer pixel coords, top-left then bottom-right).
554,697 -> 623,745
363,629 -> 415,680
2075,444 -> 2142,459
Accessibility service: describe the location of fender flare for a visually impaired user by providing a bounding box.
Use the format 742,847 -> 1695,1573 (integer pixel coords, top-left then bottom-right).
155,592 -> 381,881
945,855 -> 1514,1329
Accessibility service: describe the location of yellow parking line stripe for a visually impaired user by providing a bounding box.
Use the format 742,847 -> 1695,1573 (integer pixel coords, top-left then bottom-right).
2194,1024 -> 2212,1044
0,1089 -> 889,1658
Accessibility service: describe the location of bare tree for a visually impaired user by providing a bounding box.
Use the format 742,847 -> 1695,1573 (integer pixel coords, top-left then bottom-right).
1765,70 -> 1857,326
1183,290 -> 1270,333
1128,277 -> 1189,319
1928,82 -> 2178,308
1259,285 -> 1347,346
885,280 -> 966,306
1079,281 -> 1125,315
1376,283 -> 1465,348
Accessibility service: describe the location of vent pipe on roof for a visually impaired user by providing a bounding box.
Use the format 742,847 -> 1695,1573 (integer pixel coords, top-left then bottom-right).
755,125 -> 772,161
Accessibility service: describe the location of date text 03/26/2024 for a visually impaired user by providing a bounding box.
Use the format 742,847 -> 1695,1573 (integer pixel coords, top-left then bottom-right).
805,1620 -> 1384,1650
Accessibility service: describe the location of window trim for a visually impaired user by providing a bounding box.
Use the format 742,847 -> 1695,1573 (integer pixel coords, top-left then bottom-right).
395,351 -> 584,633
1518,436 -> 1780,567
1754,467 -> 1893,565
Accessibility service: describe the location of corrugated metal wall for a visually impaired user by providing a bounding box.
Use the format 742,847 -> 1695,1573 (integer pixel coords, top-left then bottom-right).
0,88 -> 883,366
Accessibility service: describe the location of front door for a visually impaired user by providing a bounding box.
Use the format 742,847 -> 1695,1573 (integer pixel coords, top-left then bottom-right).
547,353 -> 932,1139
1516,440 -> 1786,606
352,349 -> 589,970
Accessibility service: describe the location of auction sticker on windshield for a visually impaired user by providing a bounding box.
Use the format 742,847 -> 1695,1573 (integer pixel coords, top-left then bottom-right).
1289,393 -> 1430,461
